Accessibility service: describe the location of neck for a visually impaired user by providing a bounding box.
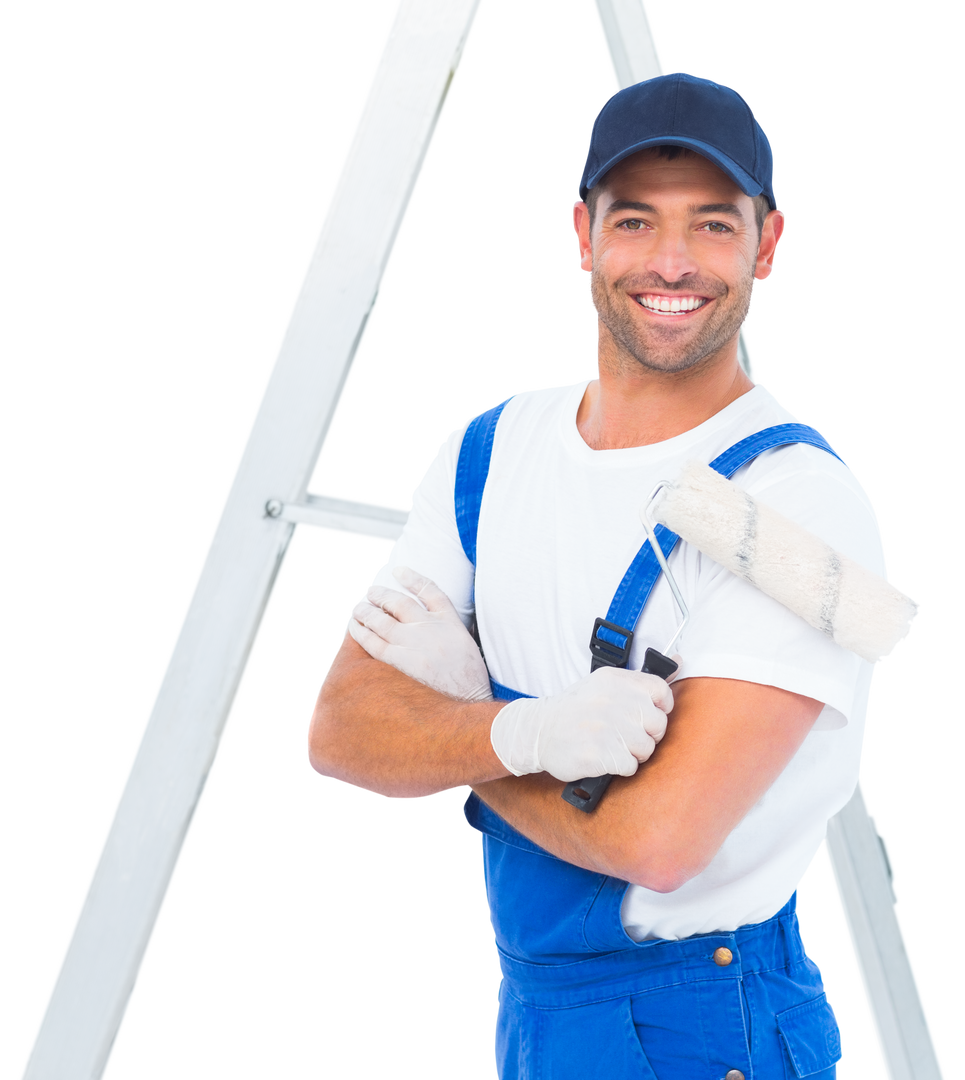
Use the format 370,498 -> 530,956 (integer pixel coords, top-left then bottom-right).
576,331 -> 754,450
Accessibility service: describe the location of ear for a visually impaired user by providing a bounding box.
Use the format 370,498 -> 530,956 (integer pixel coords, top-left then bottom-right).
754,210 -> 784,280
574,201 -> 593,271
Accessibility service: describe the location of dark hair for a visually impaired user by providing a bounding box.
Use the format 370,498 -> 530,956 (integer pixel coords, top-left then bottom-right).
585,145 -> 771,237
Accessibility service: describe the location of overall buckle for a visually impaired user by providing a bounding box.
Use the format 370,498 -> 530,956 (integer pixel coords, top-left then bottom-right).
589,617 -> 633,671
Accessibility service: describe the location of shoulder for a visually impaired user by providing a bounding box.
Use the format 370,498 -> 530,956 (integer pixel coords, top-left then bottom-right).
427,382 -> 588,491
731,419 -> 883,575
452,383 -> 588,472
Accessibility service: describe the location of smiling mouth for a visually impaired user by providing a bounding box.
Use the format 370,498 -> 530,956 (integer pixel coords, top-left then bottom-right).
634,294 -> 708,315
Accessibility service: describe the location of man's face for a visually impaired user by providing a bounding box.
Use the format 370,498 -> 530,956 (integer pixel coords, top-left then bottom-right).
576,149 -> 782,375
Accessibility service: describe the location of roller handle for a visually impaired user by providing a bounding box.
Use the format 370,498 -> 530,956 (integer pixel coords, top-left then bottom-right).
561,648 -> 678,813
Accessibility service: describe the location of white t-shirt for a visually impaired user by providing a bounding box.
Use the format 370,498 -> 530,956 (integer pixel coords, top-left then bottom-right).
374,382 -> 884,941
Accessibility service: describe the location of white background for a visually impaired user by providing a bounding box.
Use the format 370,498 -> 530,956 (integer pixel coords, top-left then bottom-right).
11,4 -> 941,1075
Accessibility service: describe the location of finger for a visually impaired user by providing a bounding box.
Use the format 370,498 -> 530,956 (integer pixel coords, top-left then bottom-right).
347,617 -> 389,662
392,564 -> 430,594
366,585 -> 429,623
637,672 -> 674,713
629,733 -> 658,765
585,666 -> 673,713
598,665 -> 673,709
392,565 -> 456,615
610,749 -> 641,777
644,708 -> 668,743
352,598 -> 391,628
352,600 -> 407,642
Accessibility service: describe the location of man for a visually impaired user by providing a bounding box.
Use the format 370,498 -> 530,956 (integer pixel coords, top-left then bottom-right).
310,73 -> 880,1078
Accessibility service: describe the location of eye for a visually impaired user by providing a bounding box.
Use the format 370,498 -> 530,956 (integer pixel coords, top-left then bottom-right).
701,221 -> 732,234
620,218 -> 646,231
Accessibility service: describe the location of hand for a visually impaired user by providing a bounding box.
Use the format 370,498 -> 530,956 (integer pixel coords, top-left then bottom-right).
349,566 -> 493,703
490,666 -> 673,781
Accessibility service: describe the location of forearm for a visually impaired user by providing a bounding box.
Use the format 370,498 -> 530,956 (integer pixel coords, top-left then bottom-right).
472,681 -> 715,891
309,635 -> 509,797
472,770 -> 693,893
474,677 -> 823,891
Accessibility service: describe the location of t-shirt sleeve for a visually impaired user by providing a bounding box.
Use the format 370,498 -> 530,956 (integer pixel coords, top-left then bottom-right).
368,426 -> 477,628
676,444 -> 886,729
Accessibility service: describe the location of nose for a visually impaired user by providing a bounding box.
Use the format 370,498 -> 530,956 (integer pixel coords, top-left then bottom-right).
644,228 -> 699,284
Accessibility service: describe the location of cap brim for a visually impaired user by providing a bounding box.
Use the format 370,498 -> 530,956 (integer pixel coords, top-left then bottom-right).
582,136 -> 764,203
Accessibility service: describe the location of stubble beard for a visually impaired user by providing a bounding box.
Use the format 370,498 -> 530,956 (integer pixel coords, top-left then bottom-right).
591,268 -> 754,375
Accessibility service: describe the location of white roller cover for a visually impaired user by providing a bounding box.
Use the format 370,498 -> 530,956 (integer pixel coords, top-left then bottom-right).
651,461 -> 916,663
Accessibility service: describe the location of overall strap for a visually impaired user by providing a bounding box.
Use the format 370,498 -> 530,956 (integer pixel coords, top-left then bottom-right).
455,399 -> 511,566
455,399 -> 524,700
594,423 -> 843,659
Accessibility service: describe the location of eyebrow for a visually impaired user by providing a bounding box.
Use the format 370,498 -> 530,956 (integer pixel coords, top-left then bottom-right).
603,200 -> 746,221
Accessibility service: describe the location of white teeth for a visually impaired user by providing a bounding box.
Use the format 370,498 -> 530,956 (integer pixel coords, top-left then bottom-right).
636,294 -> 706,313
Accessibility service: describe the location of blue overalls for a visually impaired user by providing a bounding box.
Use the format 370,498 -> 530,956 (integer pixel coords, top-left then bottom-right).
456,401 -> 845,1079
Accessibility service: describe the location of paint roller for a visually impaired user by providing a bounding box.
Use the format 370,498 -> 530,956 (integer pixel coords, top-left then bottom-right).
562,461 -> 917,813
653,461 -> 916,662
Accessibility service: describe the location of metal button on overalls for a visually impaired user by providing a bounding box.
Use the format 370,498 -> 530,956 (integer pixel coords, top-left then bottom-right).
713,946 -> 733,966
724,1071 -> 745,1080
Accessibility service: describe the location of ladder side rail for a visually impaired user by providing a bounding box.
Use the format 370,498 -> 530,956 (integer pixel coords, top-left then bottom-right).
594,0 -> 661,88
824,786 -> 949,1080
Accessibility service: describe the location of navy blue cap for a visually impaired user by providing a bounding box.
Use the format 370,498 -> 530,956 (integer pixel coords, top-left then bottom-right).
580,73 -> 775,209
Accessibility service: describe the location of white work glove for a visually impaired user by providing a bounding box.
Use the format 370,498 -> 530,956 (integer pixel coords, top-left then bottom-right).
349,566 -> 493,703
490,666 -> 673,781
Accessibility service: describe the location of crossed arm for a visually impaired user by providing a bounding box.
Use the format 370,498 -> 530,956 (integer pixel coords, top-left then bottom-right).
310,635 -> 822,893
